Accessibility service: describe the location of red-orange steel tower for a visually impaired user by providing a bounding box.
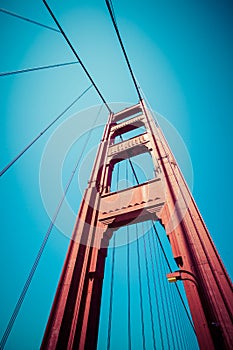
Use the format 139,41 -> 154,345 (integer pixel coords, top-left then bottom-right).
41,101 -> 233,350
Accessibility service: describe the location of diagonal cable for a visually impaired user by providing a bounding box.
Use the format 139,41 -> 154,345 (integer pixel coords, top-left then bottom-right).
0,61 -> 78,77
0,85 -> 93,178
43,0 -> 112,114
0,8 -> 60,33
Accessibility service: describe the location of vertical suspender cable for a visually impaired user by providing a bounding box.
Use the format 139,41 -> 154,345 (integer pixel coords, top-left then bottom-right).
142,223 -> 156,350
120,135 -> 139,184
150,225 -> 170,347
170,284 -> 187,350
165,263 -> 189,349
106,162 -> 119,349
151,222 -> 196,334
135,224 -> 146,350
131,160 -> 146,350
147,227 -> 164,348
126,225 -> 131,350
126,160 -> 132,350
116,161 -> 120,191
158,237 -> 176,349
107,234 -> 116,350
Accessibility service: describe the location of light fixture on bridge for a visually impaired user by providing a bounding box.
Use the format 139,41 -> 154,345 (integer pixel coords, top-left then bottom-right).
166,271 -> 182,283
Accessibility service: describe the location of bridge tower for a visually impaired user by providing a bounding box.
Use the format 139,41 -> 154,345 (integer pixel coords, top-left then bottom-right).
41,101 -> 233,350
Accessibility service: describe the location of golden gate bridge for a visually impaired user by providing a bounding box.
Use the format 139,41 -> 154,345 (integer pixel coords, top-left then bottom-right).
0,1 -> 232,349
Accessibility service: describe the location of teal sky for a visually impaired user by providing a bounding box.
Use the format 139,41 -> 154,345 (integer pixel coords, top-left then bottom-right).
0,0 -> 233,349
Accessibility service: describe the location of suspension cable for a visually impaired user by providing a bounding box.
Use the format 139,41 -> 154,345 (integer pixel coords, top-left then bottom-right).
169,272 -> 190,349
0,85 -> 93,178
126,227 -> 131,350
106,162 -> 119,350
108,0 -> 117,23
165,285 -> 181,349
151,221 -> 196,333
0,8 -> 60,33
119,121 -> 195,342
137,85 -> 214,337
142,223 -> 156,350
170,281 -> 187,350
135,224 -> 146,350
158,235 -> 176,349
107,0 -> 197,337
125,161 -> 132,350
42,0 -> 112,114
107,233 -> 116,350
149,224 -> 170,347
119,135 -> 139,184
120,133 -> 195,332
144,86 -> 229,328
0,103 -> 104,349
119,142 -> 195,334
105,0 -> 142,102
130,161 -> 146,350
120,136 -> 195,333
0,61 -> 78,77
147,226 -> 164,348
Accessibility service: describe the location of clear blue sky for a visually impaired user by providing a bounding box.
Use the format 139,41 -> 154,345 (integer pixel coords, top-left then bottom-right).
0,0 -> 232,349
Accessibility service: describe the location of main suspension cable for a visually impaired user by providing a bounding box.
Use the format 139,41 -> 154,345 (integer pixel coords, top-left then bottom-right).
0,8 -> 60,33
105,0 -> 142,102
0,84 -> 93,178
107,0 -> 197,337
0,103 -> 104,349
0,61 -> 78,77
43,0 -> 112,114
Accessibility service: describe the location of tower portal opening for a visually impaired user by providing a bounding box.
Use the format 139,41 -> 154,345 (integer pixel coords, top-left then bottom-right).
110,152 -> 155,192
